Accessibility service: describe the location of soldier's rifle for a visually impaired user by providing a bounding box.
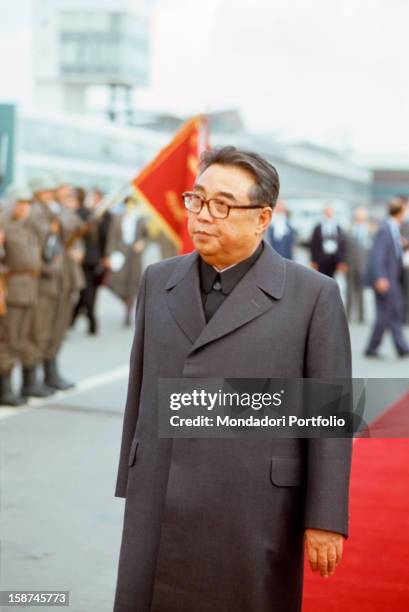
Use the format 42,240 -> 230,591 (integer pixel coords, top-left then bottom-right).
0,273 -> 6,317
64,182 -> 133,251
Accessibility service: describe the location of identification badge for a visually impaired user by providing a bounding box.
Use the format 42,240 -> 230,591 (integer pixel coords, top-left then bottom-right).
323,239 -> 338,255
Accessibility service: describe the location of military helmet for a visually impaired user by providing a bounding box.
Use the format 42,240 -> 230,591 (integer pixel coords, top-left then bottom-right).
5,183 -> 33,202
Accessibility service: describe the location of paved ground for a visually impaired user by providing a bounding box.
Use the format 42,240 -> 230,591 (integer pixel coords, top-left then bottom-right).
0,290 -> 131,612
0,284 -> 408,612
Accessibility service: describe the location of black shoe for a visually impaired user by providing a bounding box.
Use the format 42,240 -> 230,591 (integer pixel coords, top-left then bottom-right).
0,373 -> 25,406
398,350 -> 409,358
44,358 -> 75,391
88,318 -> 98,335
364,350 -> 380,358
21,366 -> 54,398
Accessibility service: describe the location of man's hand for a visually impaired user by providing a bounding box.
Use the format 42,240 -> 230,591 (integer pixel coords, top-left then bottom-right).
305,528 -> 344,578
50,219 -> 61,235
374,277 -> 390,294
69,247 -> 84,264
336,262 -> 348,274
102,256 -> 111,270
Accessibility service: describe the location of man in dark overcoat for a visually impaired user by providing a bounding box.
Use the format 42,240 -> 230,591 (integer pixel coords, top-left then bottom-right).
113,146 -> 352,612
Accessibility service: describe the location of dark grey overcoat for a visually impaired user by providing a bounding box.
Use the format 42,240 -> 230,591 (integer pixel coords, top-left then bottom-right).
113,241 -> 352,612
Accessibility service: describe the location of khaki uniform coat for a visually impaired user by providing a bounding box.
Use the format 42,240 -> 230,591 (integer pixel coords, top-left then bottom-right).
29,202 -> 85,359
0,212 -> 42,371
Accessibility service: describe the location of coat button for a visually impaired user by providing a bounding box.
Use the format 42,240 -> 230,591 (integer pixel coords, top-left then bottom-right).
213,280 -> 222,291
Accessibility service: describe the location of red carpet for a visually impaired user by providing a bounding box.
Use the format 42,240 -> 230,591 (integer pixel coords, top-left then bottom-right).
302,393 -> 409,611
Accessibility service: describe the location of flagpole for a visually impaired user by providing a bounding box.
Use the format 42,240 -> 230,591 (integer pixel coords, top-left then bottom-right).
91,181 -> 133,219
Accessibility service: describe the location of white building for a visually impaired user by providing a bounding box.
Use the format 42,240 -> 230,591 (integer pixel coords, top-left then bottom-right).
32,0 -> 152,117
5,105 -> 167,193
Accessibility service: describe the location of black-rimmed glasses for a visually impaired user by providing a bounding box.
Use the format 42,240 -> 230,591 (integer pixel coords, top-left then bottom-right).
182,191 -> 266,220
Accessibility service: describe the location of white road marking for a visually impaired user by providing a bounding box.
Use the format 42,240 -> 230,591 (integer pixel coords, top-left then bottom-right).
0,407 -> 21,419
0,364 -> 129,421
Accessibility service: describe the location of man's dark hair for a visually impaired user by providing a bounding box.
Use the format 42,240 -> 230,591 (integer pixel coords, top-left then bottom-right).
389,200 -> 404,217
75,186 -> 86,207
199,146 -> 280,209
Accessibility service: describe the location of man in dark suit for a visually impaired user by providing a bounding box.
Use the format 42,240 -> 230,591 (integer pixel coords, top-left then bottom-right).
365,200 -> 409,357
310,204 -> 347,277
72,188 -> 112,335
266,199 -> 296,259
113,147 -> 352,612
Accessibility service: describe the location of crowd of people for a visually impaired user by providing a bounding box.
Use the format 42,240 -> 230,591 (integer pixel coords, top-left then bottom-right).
1,177 -> 408,407
0,175 -> 176,407
267,195 -> 409,357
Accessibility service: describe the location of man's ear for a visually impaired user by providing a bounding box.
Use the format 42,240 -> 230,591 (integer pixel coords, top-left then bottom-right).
256,207 -> 273,235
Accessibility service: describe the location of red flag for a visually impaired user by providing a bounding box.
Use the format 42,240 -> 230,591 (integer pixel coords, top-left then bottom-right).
132,115 -> 210,254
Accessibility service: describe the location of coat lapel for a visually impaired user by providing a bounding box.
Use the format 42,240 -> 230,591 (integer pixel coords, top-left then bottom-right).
165,252 -> 206,344
190,242 -> 286,353
165,243 -> 286,350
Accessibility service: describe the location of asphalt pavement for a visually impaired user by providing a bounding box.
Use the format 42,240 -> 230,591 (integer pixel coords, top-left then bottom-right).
0,284 -> 408,612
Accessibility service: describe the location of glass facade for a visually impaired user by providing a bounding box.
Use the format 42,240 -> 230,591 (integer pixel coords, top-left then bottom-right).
20,118 -> 158,167
213,133 -> 371,206
59,11 -> 149,84
372,170 -> 409,202
275,160 -> 370,202
15,113 -> 165,191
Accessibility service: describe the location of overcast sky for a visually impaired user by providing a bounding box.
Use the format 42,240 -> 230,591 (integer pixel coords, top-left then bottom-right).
1,0 -> 408,156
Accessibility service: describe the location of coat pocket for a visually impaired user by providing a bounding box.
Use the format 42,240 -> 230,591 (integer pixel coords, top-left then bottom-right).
128,438 -> 139,467
7,277 -> 36,306
270,456 -> 304,487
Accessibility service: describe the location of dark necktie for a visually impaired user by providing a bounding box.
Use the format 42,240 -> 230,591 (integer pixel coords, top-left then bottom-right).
204,273 -> 224,321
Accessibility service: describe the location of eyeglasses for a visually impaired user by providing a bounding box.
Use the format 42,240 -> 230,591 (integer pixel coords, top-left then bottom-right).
182,191 -> 266,220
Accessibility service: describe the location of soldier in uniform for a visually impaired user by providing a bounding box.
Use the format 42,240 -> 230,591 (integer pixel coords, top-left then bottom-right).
0,186 -> 52,406
29,175 -> 75,391
49,177 -> 86,382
